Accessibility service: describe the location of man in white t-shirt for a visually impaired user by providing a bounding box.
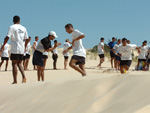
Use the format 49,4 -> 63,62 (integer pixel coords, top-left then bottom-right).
52,40 -> 58,70
63,39 -> 71,70
117,38 -> 137,74
137,41 -> 148,71
63,24 -> 86,76
97,37 -> 105,69
0,16 -> 29,84
112,39 -> 121,70
0,43 -> 10,71
32,36 -> 39,70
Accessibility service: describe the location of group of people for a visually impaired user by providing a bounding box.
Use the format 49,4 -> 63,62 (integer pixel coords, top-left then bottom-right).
97,37 -> 150,74
0,16 -> 86,84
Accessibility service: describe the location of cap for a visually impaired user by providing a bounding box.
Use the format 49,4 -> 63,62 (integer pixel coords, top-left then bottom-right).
49,31 -> 58,38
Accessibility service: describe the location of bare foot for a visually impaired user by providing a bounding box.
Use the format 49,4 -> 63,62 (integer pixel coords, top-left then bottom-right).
12,82 -> 17,84
22,78 -> 26,83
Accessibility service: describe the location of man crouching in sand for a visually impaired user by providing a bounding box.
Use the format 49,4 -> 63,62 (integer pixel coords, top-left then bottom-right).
63,24 -> 86,77
32,31 -> 61,81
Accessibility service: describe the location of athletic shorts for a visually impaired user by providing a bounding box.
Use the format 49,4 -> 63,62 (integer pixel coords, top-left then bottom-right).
52,54 -> 58,61
120,60 -> 132,67
42,55 -> 48,59
110,52 -> 116,58
115,55 -> 121,61
71,55 -> 85,65
26,54 -> 30,59
138,59 -> 146,62
32,50 -> 44,66
1,57 -> 9,61
99,54 -> 104,58
64,56 -> 69,60
10,54 -> 24,60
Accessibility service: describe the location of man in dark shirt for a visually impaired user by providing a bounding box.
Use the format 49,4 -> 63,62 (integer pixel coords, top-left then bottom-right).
32,31 -> 61,81
107,37 -> 116,68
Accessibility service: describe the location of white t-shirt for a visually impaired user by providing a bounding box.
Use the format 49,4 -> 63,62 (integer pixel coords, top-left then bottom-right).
97,42 -> 104,55
113,44 -> 121,53
53,45 -> 58,54
147,47 -> 150,58
1,43 -> 9,57
43,51 -> 48,56
71,29 -> 86,58
138,45 -> 148,59
7,24 -> 28,54
118,44 -> 137,60
26,42 -> 31,55
63,42 -> 71,56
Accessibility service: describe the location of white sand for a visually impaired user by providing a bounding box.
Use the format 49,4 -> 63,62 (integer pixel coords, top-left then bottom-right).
0,49 -> 150,113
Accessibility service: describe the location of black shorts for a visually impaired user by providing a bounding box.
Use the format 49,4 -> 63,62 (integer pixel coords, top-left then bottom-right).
10,54 -> 24,60
110,52 -> 116,58
52,54 -> 58,61
1,57 -> 9,61
138,59 -> 146,62
120,60 -> 132,67
26,54 -> 30,59
32,50 -> 44,66
148,59 -> 150,63
42,55 -> 48,59
23,56 -> 26,60
115,55 -> 121,61
64,56 -> 69,60
71,55 -> 85,65
99,54 -> 104,58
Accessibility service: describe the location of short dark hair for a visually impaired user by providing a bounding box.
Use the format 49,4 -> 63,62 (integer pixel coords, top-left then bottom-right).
112,37 -> 115,40
144,40 -> 147,43
101,37 -> 104,40
29,36 -> 31,39
65,24 -> 73,28
118,39 -> 121,41
35,36 -> 38,39
122,38 -> 127,41
54,40 -> 57,43
65,39 -> 69,42
13,16 -> 20,23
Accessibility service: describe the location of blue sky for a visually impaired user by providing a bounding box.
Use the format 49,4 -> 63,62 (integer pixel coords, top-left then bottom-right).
0,0 -> 150,48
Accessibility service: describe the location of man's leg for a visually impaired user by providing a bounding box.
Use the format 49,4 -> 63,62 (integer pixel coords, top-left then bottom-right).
41,66 -> 45,81
64,58 -> 68,70
137,62 -> 140,71
69,59 -> 86,75
111,58 -> 114,68
0,60 -> 4,70
37,66 -> 41,81
79,64 -> 86,76
12,60 -> 18,84
25,59 -> 29,70
5,60 -> 9,71
43,59 -> 47,69
17,60 -> 26,83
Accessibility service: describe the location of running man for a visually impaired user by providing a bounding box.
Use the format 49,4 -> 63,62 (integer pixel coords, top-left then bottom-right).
32,36 -> 39,70
117,38 -> 137,74
112,39 -> 121,70
63,24 -> 86,76
32,31 -> 61,81
24,37 -> 31,70
63,39 -> 71,70
107,37 -> 116,68
52,40 -> 58,70
0,16 -> 29,84
0,43 -> 10,71
97,37 -> 105,69
137,41 -> 148,71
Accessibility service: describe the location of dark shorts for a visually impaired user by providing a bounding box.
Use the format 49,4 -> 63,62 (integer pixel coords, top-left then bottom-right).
42,55 -> 48,59
115,55 -> 121,61
23,56 -> 26,60
138,59 -> 146,62
10,54 -> 24,60
64,56 -> 69,60
71,55 -> 85,65
1,57 -> 9,61
52,54 -> 58,61
148,59 -> 150,63
26,54 -> 30,59
110,52 -> 116,58
32,50 -> 44,66
99,54 -> 104,58
120,60 -> 132,67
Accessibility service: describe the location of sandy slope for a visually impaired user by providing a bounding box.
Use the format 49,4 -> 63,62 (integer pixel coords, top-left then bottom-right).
0,50 -> 150,113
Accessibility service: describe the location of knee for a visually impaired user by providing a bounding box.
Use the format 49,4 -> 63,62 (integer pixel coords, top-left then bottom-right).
69,62 -> 74,67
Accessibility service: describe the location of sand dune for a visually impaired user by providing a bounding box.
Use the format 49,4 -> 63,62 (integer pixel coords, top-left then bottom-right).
0,49 -> 150,113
